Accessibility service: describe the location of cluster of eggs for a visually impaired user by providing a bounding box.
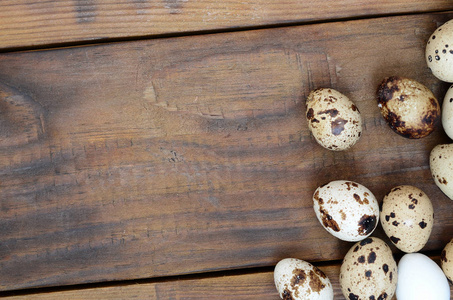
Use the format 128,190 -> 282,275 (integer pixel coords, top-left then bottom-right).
274,19 -> 453,300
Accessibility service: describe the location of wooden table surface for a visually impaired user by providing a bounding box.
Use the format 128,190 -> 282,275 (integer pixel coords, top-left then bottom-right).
0,1 -> 453,299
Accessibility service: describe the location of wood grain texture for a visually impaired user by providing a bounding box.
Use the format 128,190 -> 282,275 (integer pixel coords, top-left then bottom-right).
2,261 -> 452,299
0,12 -> 453,291
0,264 -> 369,299
0,0 -> 452,50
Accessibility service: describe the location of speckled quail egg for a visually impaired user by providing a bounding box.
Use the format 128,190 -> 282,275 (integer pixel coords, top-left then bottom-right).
313,180 -> 379,242
441,238 -> 453,282
380,185 -> 434,253
441,85 -> 453,139
274,258 -> 334,300
396,253 -> 450,299
430,143 -> 453,200
426,19 -> 453,82
340,237 -> 397,300
306,88 -> 362,151
376,76 -> 440,138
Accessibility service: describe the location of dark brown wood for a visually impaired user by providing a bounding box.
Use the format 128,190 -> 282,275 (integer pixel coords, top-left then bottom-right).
1,260 -> 451,299
0,12 -> 452,291
0,0 -> 452,50
0,265 -> 342,299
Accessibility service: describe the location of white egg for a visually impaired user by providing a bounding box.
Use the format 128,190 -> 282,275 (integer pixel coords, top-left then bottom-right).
426,19 -> 453,82
396,253 -> 450,300
274,258 -> 334,300
442,84 -> 453,139
313,180 -> 379,242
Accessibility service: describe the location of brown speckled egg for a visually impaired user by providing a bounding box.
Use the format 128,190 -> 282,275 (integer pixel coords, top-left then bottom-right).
380,185 -> 434,253
340,237 -> 397,300
313,180 -> 379,242
274,258 -> 334,300
306,88 -> 362,151
426,19 -> 453,82
441,239 -> 453,281
441,85 -> 453,139
376,76 -> 440,138
442,85 -> 453,140
430,144 -> 453,200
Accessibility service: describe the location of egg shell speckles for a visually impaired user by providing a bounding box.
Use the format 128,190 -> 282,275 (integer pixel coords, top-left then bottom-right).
430,144 -> 453,200
376,76 -> 440,139
274,258 -> 334,300
441,85 -> 453,139
340,237 -> 397,300
380,185 -> 434,253
441,239 -> 453,282
313,180 -> 379,242
426,19 -> 453,82
306,88 -> 362,151
396,253 -> 450,300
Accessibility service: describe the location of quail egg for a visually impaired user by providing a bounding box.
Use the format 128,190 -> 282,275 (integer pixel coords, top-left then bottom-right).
430,143 -> 453,200
441,238 -> 453,282
376,76 -> 440,138
340,237 -> 397,300
313,180 -> 379,242
380,185 -> 434,253
426,19 -> 453,82
306,88 -> 362,151
274,258 -> 334,300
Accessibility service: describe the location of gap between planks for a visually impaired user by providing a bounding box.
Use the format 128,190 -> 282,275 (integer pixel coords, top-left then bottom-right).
0,250 -> 445,298
1,9 -> 452,299
0,8 -> 452,54
0,264 -> 280,297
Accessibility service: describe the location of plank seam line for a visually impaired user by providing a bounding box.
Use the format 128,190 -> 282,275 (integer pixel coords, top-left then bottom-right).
0,249 -> 444,297
0,9 -> 452,54
0,261 -> 337,296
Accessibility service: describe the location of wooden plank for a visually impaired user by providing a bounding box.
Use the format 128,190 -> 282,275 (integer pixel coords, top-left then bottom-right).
0,0 -> 452,50
0,264 -> 361,299
2,261 -> 452,299
1,12 -> 453,291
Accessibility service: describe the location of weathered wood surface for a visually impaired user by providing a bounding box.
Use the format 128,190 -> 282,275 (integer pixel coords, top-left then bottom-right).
0,0 -> 452,50
2,261 -> 451,299
0,268 -> 314,299
0,264 -> 372,299
1,12 -> 453,291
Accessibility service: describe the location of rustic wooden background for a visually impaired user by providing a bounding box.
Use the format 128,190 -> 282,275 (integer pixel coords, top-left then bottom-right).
0,1 -> 452,299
